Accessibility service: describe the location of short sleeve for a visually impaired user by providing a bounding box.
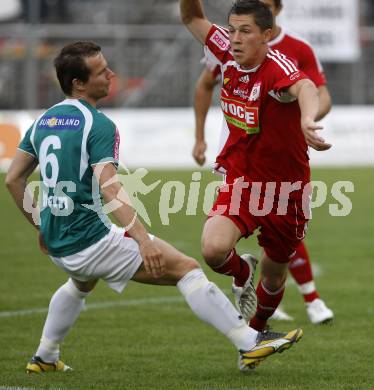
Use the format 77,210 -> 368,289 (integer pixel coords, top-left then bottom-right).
273,69 -> 309,94
18,126 -> 37,158
87,115 -> 120,167
204,24 -> 231,67
268,50 -> 310,103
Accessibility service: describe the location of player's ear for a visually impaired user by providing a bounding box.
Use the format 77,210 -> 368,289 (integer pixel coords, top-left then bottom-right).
262,28 -> 272,44
72,78 -> 85,92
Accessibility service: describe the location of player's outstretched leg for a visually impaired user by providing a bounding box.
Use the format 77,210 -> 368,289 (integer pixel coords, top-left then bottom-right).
132,237 -> 303,371
132,237 -> 258,352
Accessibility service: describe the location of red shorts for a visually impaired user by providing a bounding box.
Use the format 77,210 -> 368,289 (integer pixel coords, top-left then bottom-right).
209,178 -> 310,263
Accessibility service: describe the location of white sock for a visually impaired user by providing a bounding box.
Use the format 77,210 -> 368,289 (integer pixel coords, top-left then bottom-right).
177,268 -> 258,351
297,281 -> 317,297
36,278 -> 89,362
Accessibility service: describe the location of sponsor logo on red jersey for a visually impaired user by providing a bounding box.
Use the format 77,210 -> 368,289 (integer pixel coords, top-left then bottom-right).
210,30 -> 229,50
233,88 -> 250,100
221,97 -> 260,134
249,82 -> 261,101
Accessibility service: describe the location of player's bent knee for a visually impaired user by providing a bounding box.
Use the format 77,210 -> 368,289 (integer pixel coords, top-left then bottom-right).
185,257 -> 200,271
201,240 -> 231,267
261,274 -> 287,291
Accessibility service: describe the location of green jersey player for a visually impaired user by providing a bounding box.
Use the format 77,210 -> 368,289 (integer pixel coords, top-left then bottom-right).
19,96 -> 117,257
6,40 -> 302,374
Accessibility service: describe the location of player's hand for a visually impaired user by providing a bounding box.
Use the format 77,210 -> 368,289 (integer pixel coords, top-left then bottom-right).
301,118 -> 332,151
139,239 -> 165,278
38,233 -> 49,255
192,140 -> 207,166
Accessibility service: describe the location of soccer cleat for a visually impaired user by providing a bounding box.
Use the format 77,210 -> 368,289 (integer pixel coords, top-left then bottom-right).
26,356 -> 72,373
232,254 -> 258,322
269,306 -> 294,321
306,298 -> 334,324
239,328 -> 303,371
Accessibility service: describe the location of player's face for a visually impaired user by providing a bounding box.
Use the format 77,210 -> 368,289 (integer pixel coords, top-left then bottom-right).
228,14 -> 271,68
260,0 -> 282,19
84,53 -> 115,101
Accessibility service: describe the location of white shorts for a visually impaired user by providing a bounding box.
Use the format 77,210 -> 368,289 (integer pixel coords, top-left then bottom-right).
50,225 -> 148,293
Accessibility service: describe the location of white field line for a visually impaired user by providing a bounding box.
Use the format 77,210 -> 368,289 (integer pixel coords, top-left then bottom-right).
0,387 -> 36,390
0,295 -> 185,319
0,387 -> 63,390
0,387 -> 35,390
0,388 -> 64,390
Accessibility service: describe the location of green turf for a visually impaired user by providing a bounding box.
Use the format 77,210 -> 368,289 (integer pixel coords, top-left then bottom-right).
0,167 -> 373,389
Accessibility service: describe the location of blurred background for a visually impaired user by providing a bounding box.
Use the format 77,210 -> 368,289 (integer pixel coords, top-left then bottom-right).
0,0 -> 372,109
1,0 -> 372,170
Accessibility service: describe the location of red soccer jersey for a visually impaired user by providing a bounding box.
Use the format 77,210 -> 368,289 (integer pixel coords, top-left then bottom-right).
269,28 -> 326,87
205,25 -> 310,194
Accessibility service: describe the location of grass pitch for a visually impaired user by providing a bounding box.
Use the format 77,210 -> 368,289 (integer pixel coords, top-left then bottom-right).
0,167 -> 373,389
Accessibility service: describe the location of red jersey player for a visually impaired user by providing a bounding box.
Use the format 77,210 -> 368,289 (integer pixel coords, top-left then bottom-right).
191,0 -> 334,325
180,0 -> 332,333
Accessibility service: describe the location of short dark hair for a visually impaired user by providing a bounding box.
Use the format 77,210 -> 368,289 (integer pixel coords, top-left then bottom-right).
228,0 -> 273,31
54,41 -> 101,95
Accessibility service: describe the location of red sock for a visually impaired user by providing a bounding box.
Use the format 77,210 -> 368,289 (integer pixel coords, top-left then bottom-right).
212,249 -> 249,287
289,242 -> 319,303
250,280 -> 285,331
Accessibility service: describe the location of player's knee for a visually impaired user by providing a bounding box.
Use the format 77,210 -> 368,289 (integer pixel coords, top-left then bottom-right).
261,254 -> 288,290
171,255 -> 201,282
201,239 -> 230,267
181,256 -> 200,273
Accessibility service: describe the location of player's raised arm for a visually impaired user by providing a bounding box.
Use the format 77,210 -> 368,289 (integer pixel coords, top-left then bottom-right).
289,79 -> 332,151
179,0 -> 212,44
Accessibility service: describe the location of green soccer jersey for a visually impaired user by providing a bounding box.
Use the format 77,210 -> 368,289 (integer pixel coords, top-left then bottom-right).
18,98 -> 120,257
